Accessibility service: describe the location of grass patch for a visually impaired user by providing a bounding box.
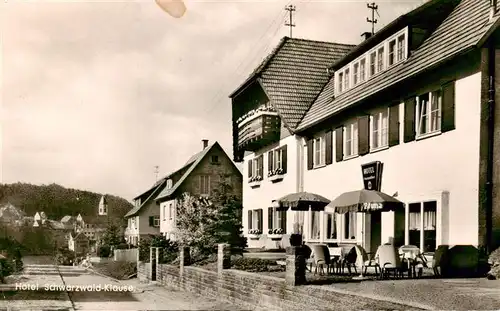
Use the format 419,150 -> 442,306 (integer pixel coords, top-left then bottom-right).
92,261 -> 137,280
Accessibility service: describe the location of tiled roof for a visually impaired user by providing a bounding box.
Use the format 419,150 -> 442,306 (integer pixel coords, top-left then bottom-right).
298,0 -> 500,131
231,37 -> 355,131
125,179 -> 166,218
154,142 -> 218,202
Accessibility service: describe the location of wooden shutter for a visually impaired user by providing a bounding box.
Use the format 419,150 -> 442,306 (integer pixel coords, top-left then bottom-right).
389,103 -> 400,147
148,216 -> 154,227
258,155 -> 264,177
268,207 -> 273,230
257,209 -> 263,232
404,97 -> 416,142
325,130 -> 333,165
441,81 -> 455,132
281,211 -> 287,233
358,116 -> 370,155
248,160 -> 252,178
248,210 -> 252,229
268,151 -> 274,173
335,127 -> 344,162
281,145 -> 288,173
307,139 -> 314,170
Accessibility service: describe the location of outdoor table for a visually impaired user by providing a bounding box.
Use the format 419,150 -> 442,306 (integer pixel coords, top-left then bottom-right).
328,247 -> 343,274
399,246 -> 425,278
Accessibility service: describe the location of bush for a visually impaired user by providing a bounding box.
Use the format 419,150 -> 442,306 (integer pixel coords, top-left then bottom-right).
97,245 -> 111,258
231,257 -> 285,273
93,261 -> 137,280
55,248 -> 75,266
487,247 -> 500,279
115,243 -> 129,250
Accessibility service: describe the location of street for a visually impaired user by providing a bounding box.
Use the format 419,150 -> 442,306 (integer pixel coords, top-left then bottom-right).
1,263 -> 242,310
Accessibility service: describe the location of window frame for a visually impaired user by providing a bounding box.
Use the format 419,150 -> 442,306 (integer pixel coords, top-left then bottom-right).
272,148 -> 283,171
343,212 -> 357,241
343,121 -> 358,159
309,211 -> 321,240
370,107 -> 389,151
312,135 -> 326,168
269,207 -> 285,231
416,89 -> 442,138
153,216 -> 160,227
199,175 -> 211,196
407,201 -> 438,252
324,213 -> 338,241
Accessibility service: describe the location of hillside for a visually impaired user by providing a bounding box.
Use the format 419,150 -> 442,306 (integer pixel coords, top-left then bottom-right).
0,182 -> 133,225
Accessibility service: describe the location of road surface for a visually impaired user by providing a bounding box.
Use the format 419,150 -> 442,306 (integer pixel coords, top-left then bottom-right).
1,263 -> 242,310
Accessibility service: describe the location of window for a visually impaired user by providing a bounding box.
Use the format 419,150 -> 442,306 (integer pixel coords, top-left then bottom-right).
268,207 -> 286,232
325,213 -> 337,240
344,68 -> 350,90
417,90 -> 442,137
251,157 -> 262,178
153,216 -> 160,227
371,109 -> 389,149
313,136 -> 326,167
163,205 -> 166,220
131,218 -> 136,229
211,155 -> 219,163
408,201 -> 437,252
360,58 -> 366,82
248,209 -> 263,232
338,72 -> 344,93
353,63 -> 359,85
199,175 -> 210,195
135,199 -> 141,207
169,203 -> 174,220
397,34 -> 406,61
344,122 -> 358,158
344,212 -> 357,240
388,40 -> 396,66
377,47 -> 385,72
272,148 -> 283,171
166,179 -> 173,189
310,211 -> 321,240
369,52 -> 376,76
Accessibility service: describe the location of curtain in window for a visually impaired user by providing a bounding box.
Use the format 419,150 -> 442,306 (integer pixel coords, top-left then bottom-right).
326,213 -> 337,240
430,91 -> 442,132
348,212 -> 357,239
409,212 -> 420,230
423,210 -> 436,230
310,211 -> 320,239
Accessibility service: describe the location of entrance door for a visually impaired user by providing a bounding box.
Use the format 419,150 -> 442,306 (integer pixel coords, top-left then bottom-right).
370,212 -> 382,255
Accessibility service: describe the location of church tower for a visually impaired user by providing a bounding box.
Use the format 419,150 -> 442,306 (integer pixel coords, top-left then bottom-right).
98,195 -> 108,216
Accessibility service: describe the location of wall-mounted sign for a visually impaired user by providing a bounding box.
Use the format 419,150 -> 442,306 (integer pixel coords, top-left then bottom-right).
361,161 -> 384,191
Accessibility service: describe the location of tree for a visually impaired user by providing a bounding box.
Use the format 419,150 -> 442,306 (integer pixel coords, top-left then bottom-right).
102,222 -> 121,247
174,174 -> 247,256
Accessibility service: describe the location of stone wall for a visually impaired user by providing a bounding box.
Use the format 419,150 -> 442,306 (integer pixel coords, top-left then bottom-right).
114,249 -> 138,262
137,261 -> 150,283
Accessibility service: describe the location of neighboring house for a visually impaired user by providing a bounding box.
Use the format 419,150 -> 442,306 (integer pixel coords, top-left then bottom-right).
124,176 -> 169,245
231,0 -> 500,254
68,232 -> 90,255
229,37 -> 355,249
155,140 -> 243,241
60,215 -> 77,230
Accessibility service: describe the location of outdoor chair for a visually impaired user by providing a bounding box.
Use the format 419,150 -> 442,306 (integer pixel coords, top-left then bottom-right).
303,244 -> 314,272
399,245 -> 428,278
430,245 -> 449,277
310,244 -> 331,275
340,246 -> 357,275
354,245 -> 379,276
375,244 -> 405,279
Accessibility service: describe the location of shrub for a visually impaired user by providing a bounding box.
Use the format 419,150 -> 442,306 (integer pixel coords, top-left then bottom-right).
487,247 -> 500,279
115,243 -> 129,250
93,261 -> 137,280
55,247 -> 76,266
0,257 -> 14,283
97,245 -> 111,258
231,257 -> 285,273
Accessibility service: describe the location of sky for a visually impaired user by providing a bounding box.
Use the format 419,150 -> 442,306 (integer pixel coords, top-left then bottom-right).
1,0 -> 424,201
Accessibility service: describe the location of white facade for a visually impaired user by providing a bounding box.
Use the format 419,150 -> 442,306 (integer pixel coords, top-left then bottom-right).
125,215 -> 140,245
159,199 -> 177,240
242,72 -> 481,252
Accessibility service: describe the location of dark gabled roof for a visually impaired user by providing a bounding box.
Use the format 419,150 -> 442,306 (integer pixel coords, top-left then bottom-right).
298,0 -> 500,131
230,37 -> 356,131
125,179 -> 166,218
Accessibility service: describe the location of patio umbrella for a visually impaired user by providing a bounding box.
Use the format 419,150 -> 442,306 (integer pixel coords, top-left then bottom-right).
325,189 -> 404,214
272,191 -> 331,211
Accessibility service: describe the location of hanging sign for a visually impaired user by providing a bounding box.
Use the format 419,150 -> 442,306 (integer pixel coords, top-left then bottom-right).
361,161 -> 384,191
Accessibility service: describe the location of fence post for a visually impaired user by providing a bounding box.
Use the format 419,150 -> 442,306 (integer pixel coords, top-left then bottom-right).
179,247 -> 185,278
285,245 -> 306,286
217,243 -> 231,276
156,247 -> 162,284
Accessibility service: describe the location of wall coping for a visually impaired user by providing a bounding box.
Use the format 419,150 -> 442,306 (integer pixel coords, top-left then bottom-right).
222,268 -> 285,283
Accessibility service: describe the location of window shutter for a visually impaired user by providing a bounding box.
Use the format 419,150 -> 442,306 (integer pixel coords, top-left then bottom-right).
281,145 -> 288,173
404,97 -> 416,142
268,207 -> 273,230
335,127 -> 344,162
268,151 -> 273,173
307,139 -> 314,170
248,210 -> 252,229
389,103 -> 400,147
325,130 -> 333,165
258,209 -> 263,232
259,155 -> 264,177
358,116 -> 370,155
281,211 -> 287,233
248,160 -> 252,178
441,81 -> 455,132
149,216 -> 154,227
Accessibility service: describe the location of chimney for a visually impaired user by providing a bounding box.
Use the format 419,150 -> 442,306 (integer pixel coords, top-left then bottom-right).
491,0 -> 497,20
361,32 -> 372,41
202,139 -> 209,150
